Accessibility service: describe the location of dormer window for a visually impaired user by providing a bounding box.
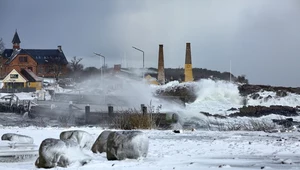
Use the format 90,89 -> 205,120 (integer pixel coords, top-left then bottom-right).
19,56 -> 28,62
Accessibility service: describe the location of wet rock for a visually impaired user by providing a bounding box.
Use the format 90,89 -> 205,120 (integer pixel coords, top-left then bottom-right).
35,138 -> 91,168
229,105 -> 298,117
250,93 -> 260,100
227,107 -> 238,111
239,84 -> 300,96
276,90 -> 288,97
91,130 -> 112,153
106,131 -> 149,160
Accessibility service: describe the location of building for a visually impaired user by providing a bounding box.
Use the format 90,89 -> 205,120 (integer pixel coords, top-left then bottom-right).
2,69 -> 43,91
0,31 -> 68,79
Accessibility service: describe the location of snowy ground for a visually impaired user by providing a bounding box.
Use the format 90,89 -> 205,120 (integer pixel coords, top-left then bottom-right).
1,127 -> 300,170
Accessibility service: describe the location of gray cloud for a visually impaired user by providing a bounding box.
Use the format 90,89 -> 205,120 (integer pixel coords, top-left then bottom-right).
0,0 -> 300,86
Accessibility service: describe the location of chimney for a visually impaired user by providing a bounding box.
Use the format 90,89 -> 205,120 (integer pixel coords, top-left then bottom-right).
184,42 -> 193,82
157,44 -> 165,85
57,45 -> 62,52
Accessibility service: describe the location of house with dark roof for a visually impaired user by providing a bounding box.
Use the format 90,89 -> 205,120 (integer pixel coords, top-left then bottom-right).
0,31 -> 68,79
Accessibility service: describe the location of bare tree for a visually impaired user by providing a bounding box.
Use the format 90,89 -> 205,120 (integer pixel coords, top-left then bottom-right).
68,56 -> 84,82
0,38 -> 5,53
69,56 -> 84,72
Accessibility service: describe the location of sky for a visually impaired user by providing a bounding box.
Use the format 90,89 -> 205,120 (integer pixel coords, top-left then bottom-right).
0,0 -> 300,87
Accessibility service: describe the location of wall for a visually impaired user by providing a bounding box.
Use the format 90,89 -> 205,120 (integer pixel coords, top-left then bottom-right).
6,54 -> 37,75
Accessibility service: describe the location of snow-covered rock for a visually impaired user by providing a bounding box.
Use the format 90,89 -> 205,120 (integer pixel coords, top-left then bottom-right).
106,131 -> 149,160
1,133 -> 34,144
91,130 -> 112,153
59,130 -> 94,150
35,138 -> 91,168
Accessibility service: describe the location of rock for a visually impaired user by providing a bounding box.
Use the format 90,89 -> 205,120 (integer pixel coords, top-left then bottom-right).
106,131 -> 149,160
239,84 -> 300,96
60,130 -> 94,150
173,130 -> 182,133
1,133 -> 34,143
264,95 -> 272,102
91,130 -> 112,153
35,138 -> 91,168
276,90 -> 288,97
250,93 -> 260,100
227,107 -> 238,111
230,105 -> 298,117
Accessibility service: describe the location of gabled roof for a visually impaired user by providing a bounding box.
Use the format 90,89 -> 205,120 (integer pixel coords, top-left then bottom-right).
21,69 -> 43,82
3,69 -> 28,83
1,49 -> 68,65
12,31 -> 21,44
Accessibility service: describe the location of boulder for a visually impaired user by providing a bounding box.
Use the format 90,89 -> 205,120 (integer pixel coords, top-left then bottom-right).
35,138 -> 91,168
59,130 -> 94,150
106,131 -> 149,160
1,133 -> 34,144
91,130 -> 112,154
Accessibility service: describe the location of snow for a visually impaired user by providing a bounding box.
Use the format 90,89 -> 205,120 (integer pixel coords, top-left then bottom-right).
1,79 -> 300,169
1,127 -> 300,169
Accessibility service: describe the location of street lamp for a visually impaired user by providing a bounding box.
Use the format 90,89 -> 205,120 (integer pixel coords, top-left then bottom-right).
93,52 -> 105,70
93,52 -> 106,105
132,46 -> 144,78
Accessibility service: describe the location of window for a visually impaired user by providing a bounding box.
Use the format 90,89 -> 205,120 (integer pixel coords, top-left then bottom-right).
28,67 -> 33,71
19,56 -> 28,62
10,74 -> 18,79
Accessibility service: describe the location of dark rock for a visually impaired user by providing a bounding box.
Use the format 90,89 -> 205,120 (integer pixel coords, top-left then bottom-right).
229,105 -> 298,117
239,84 -> 300,96
227,107 -> 238,111
106,131 -> 149,160
200,112 -> 227,119
91,130 -> 112,153
250,93 -> 260,100
173,130 -> 182,133
264,95 -> 272,102
272,118 -> 296,128
276,90 -> 288,97
155,84 -> 197,103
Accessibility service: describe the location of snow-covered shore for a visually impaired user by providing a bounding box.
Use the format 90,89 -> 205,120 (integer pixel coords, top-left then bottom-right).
1,127 -> 300,170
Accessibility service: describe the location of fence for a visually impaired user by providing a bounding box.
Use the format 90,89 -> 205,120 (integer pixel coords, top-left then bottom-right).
0,88 -> 36,93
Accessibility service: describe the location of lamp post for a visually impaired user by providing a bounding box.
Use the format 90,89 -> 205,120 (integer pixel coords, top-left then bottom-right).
93,52 -> 106,104
132,46 -> 144,78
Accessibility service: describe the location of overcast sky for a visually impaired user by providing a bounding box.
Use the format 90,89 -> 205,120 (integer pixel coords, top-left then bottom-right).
1,0 -> 300,87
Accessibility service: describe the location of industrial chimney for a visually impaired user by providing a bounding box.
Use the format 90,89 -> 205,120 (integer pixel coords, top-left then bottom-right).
157,44 -> 165,85
184,42 -> 193,82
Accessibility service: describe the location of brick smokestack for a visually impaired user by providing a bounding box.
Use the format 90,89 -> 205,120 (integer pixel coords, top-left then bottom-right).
184,42 -> 194,82
157,44 -> 165,85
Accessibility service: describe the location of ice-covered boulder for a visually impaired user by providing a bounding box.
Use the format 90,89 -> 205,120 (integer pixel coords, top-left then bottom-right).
106,131 -> 149,160
35,138 -> 91,168
1,133 -> 34,144
59,130 -> 94,150
91,130 -> 112,153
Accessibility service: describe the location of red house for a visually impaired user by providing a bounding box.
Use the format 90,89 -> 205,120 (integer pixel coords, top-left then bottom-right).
0,31 -> 69,79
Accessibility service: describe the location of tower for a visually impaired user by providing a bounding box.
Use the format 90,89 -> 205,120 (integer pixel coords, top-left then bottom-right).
157,44 -> 165,85
12,30 -> 21,50
184,42 -> 193,82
